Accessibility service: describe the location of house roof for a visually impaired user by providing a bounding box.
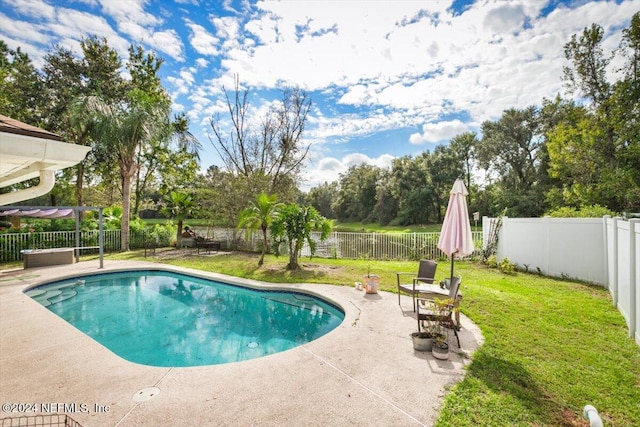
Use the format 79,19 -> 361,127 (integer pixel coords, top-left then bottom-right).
0,115 -> 91,205
0,114 -> 62,142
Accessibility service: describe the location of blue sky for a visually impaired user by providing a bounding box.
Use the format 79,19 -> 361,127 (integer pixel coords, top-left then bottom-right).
1,0 -> 637,190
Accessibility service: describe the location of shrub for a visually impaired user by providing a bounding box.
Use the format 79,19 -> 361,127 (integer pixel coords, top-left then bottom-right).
485,255 -> 498,268
498,257 -> 516,274
545,204 -> 618,218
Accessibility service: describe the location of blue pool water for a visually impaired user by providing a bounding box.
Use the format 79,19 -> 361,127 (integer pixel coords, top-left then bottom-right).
25,270 -> 344,367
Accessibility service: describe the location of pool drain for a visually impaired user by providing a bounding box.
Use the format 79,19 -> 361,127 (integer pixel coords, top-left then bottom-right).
133,386 -> 160,402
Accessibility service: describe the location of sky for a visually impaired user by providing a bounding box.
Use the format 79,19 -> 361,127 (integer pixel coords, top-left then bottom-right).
1,0 -> 637,191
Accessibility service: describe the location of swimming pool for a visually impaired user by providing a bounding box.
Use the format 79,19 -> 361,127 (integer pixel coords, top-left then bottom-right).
25,270 -> 345,367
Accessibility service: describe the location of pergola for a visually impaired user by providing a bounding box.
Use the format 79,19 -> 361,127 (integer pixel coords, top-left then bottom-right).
0,206 -> 105,268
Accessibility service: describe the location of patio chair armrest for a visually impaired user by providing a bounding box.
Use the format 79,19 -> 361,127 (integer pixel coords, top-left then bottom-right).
396,272 -> 415,277
396,272 -> 415,284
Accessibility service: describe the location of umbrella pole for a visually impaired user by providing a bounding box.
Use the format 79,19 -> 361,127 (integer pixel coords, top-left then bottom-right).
450,251 -> 457,280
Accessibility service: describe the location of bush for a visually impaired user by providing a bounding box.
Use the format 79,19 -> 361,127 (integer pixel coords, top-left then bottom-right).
148,222 -> 175,247
498,257 -> 516,274
545,204 -> 618,218
485,255 -> 498,268
483,255 -> 515,274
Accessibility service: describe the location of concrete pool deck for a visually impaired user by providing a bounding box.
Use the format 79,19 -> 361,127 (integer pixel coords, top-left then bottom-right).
0,260 -> 483,427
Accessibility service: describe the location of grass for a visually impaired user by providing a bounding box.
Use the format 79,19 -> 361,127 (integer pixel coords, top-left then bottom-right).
139,219 -> 450,233
332,222 -> 444,233
5,250 -> 638,426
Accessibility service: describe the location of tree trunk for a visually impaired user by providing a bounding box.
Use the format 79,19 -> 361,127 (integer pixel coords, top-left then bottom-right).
177,220 -> 183,248
121,172 -> 132,251
287,239 -> 299,270
259,227 -> 268,266
75,163 -> 84,220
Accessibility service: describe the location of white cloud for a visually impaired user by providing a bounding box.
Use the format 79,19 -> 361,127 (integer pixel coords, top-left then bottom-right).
301,152 -> 394,190
195,57 -> 209,68
212,0 -> 638,134
149,29 -> 184,61
409,120 -> 469,145
186,20 -> 220,56
98,0 -> 160,26
5,0 -> 56,21
211,15 -> 242,50
309,109 -> 422,144
0,13 -> 50,45
118,21 -> 184,61
482,3 -> 527,34
97,0 -> 184,61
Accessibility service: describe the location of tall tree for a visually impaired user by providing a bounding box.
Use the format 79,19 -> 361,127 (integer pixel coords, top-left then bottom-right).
334,164 -> 381,222
209,74 -> 311,196
556,14 -> 640,211
0,40 -> 43,125
372,174 -> 399,226
477,107 -> 547,216
134,112 -> 201,216
385,155 -> 433,225
83,88 -> 169,250
304,181 -> 338,219
238,192 -> 283,266
610,12 -> 640,210
44,36 -> 125,209
563,23 -> 611,108
448,132 -> 478,196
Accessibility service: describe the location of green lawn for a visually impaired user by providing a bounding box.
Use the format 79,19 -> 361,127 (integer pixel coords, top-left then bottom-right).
331,221 -> 444,233
99,250 -> 639,426
140,219 -> 452,233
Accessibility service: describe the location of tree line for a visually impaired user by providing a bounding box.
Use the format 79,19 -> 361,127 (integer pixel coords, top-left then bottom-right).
1,14 -> 638,245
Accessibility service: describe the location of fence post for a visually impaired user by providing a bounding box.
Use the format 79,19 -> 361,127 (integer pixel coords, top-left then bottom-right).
602,216 -> 610,292
629,219 -> 638,340
74,210 -> 80,263
612,217 -> 619,308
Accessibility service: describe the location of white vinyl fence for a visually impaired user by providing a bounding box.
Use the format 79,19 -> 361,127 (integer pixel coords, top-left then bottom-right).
484,215 -> 640,344
605,217 -> 640,345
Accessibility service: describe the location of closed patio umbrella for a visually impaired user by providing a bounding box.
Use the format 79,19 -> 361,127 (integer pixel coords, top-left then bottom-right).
437,178 -> 475,280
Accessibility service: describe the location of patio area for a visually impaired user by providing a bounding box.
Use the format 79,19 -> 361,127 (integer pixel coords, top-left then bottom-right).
0,261 -> 482,427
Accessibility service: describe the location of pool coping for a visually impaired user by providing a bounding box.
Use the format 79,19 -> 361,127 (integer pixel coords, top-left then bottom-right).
0,260 -> 483,426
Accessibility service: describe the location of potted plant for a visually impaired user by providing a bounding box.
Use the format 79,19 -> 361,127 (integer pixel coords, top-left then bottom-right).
363,274 -> 380,293
363,264 -> 380,294
430,297 -> 457,360
411,331 -> 434,351
431,332 -> 449,360
411,314 -> 439,351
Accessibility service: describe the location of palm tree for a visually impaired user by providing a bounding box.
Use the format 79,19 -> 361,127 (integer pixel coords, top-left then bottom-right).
81,89 -> 169,251
162,190 -> 195,247
270,203 -> 331,270
238,192 -> 282,266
